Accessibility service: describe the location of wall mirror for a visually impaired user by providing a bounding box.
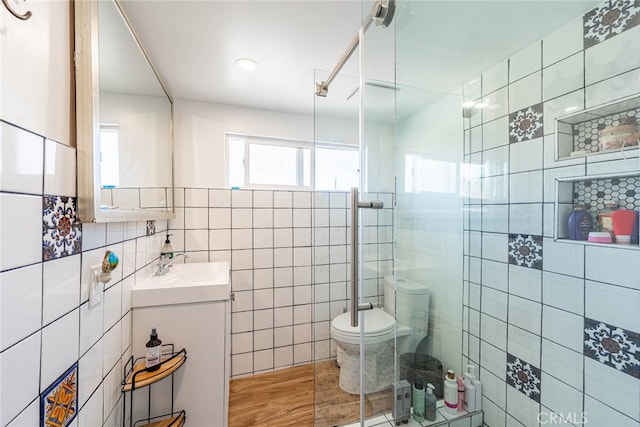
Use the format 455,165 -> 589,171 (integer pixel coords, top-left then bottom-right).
75,0 -> 174,223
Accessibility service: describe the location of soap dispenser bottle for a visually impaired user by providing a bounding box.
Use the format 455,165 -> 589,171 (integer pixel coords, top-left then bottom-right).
425,383 -> 437,421
145,328 -> 162,371
160,234 -> 174,259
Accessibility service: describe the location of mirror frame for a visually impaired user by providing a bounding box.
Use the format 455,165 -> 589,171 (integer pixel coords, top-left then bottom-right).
75,0 -> 175,223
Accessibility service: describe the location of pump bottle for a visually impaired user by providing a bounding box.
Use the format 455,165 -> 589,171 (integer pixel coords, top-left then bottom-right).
425,383 -> 437,421
466,364 -> 482,411
444,369 -> 458,414
145,328 -> 162,371
161,234 -> 174,259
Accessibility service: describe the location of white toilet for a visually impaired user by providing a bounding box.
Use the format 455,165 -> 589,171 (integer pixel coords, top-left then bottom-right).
330,276 -> 430,394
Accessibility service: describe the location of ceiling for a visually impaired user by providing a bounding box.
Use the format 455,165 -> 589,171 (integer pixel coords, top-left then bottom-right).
117,0 -> 601,119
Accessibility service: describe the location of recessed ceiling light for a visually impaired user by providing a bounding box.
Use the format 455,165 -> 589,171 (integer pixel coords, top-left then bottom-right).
235,57 -> 258,71
461,101 -> 476,108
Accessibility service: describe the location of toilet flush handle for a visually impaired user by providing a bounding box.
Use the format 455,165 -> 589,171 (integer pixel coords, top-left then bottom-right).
350,187 -> 383,327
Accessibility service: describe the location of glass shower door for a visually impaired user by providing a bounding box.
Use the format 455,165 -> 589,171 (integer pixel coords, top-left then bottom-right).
312,0 -> 397,422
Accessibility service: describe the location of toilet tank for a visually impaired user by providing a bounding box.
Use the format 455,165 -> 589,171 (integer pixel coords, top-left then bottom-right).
384,276 -> 430,332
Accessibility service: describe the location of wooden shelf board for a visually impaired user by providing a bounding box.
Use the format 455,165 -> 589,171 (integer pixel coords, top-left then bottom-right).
122,355 -> 186,392
136,412 -> 185,427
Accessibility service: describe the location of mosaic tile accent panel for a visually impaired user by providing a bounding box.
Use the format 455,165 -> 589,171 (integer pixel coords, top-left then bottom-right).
43,195 -> 82,261
146,220 -> 156,236
584,318 -> 640,379
583,0 -> 640,49
506,353 -> 541,403
508,234 -> 543,270
573,107 -> 640,153
574,177 -> 639,220
509,104 -> 544,144
40,363 -> 78,427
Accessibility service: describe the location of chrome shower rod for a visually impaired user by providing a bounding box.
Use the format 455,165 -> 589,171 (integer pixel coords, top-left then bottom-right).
315,0 -> 395,97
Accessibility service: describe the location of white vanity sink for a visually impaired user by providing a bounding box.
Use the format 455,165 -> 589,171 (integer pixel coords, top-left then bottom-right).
130,260 -> 231,426
131,261 -> 230,308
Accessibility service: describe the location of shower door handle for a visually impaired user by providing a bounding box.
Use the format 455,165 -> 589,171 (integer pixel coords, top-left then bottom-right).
350,187 -> 384,327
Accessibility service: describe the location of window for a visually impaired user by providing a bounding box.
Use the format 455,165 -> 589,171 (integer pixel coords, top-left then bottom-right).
227,134 -> 359,191
100,125 -> 120,187
314,143 -> 359,191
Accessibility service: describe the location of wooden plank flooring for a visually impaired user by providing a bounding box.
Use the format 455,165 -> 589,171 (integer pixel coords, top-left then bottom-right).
228,361 -> 391,427
229,364 -> 314,427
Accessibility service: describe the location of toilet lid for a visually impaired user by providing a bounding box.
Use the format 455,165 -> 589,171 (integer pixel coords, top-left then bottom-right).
331,307 -> 395,339
386,276 -> 430,295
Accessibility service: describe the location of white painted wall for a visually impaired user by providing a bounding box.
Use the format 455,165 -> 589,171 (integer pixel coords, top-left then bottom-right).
173,98 -> 395,190
100,92 -> 172,187
0,0 -> 72,145
174,99 -> 314,188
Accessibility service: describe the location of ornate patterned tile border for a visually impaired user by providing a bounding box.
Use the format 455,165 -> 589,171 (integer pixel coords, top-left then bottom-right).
509,103 -> 543,144
508,234 -> 543,270
40,362 -> 78,427
42,195 -> 82,261
584,317 -> 640,379
506,353 -> 541,403
584,0 -> 640,49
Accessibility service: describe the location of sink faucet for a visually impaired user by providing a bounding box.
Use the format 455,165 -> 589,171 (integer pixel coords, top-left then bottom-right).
156,253 -> 188,276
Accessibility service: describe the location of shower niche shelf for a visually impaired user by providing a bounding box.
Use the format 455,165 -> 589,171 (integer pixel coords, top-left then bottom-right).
554,95 -> 640,162
121,345 -> 187,427
554,171 -> 640,249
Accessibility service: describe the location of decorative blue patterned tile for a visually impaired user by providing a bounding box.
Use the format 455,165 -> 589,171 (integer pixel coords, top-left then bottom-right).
509,103 -> 544,144
42,196 -> 81,261
43,195 -> 66,229
62,225 -> 82,256
584,0 -> 640,49
43,228 -> 66,261
508,234 -> 543,270
506,353 -> 541,403
584,318 -> 640,379
40,363 -> 78,427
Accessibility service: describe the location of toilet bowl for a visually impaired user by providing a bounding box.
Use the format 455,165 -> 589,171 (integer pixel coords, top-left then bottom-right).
330,276 -> 430,394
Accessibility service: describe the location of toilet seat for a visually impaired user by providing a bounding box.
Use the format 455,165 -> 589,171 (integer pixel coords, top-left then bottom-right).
330,307 -> 395,345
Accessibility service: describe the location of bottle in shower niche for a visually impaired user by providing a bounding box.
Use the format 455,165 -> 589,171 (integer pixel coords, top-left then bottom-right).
412,378 -> 425,422
568,205 -> 592,240
425,383 -> 437,421
444,369 -> 458,414
145,328 -> 162,371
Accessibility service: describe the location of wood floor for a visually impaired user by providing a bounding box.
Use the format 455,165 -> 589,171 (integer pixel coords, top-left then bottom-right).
228,361 -> 392,427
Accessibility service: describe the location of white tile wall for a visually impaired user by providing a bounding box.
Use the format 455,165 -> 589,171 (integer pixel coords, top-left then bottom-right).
0,121 -> 44,194
170,187 -> 392,376
463,5 -> 640,426
0,332 -> 41,426
508,72 -> 542,113
0,263 -> 42,351
509,41 -> 541,83
0,120 -> 170,427
41,309 -> 79,390
482,62 -> 508,96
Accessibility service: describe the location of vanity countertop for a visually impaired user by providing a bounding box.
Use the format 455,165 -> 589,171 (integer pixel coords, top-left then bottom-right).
131,261 -> 230,308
